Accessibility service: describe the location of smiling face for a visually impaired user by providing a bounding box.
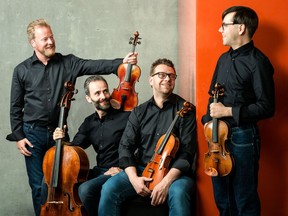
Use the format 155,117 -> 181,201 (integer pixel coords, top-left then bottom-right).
30,25 -> 56,62
85,80 -> 111,112
149,64 -> 176,97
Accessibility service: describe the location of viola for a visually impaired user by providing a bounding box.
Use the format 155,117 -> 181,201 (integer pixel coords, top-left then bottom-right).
142,102 -> 193,190
41,82 -> 89,216
110,31 -> 141,111
203,83 -> 233,177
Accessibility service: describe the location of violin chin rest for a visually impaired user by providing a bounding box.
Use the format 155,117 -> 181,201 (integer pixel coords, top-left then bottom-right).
204,167 -> 218,177
110,99 -> 121,110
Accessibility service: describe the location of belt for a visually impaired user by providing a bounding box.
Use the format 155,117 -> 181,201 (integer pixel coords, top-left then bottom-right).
25,120 -> 56,132
231,124 -> 258,133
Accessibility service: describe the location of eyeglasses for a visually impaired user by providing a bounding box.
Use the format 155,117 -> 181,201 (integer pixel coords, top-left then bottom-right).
152,72 -> 177,80
221,22 -> 235,31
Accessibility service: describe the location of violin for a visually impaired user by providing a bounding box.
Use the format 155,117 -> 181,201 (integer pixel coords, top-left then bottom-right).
142,102 -> 193,190
203,83 -> 233,177
110,31 -> 141,111
41,82 -> 89,216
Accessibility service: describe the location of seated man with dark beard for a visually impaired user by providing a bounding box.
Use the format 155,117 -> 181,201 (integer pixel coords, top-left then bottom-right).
53,75 -> 130,215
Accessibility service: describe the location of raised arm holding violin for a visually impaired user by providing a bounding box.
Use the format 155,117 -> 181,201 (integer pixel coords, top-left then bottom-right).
6,18 -> 138,216
98,58 -> 197,216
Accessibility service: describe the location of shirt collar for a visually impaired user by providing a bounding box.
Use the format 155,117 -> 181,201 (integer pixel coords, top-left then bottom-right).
31,52 -> 61,64
93,106 -> 116,121
229,40 -> 254,58
148,93 -> 177,108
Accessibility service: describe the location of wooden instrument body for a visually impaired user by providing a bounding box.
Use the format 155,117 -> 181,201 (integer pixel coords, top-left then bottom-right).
40,82 -> 89,216
111,63 -> 140,110
204,120 -> 233,176
142,134 -> 179,190
41,145 -> 89,216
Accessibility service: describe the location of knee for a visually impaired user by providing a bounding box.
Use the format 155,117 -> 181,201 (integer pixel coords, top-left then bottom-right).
101,178 -> 117,195
78,182 -> 89,201
169,178 -> 194,201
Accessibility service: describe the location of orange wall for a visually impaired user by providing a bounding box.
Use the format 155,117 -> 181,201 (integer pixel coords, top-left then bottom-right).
196,1 -> 288,216
180,1 -> 288,215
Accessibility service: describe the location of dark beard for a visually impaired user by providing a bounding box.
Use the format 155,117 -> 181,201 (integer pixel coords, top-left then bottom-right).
93,98 -> 111,111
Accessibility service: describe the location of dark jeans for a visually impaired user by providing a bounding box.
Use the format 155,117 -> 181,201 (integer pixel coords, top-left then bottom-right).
78,166 -> 112,216
23,122 -> 55,216
99,167 -> 195,216
212,124 -> 261,216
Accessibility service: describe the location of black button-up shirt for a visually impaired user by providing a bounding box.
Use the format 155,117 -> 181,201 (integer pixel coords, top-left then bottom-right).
202,41 -> 275,127
119,93 -> 197,175
72,108 -> 130,168
8,52 -> 122,141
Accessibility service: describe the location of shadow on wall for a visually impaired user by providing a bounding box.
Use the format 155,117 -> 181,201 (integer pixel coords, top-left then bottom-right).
255,22 -> 288,215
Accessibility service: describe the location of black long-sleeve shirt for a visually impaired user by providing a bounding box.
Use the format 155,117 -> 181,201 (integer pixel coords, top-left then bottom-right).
202,41 -> 275,127
72,108 -> 130,168
7,52 -> 122,141
119,93 -> 197,175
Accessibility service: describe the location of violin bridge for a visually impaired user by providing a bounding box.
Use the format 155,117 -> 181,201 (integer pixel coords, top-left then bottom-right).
47,201 -> 64,205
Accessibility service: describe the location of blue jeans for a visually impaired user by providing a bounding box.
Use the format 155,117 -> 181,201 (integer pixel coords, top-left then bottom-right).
212,125 -> 261,216
23,122 -> 55,216
78,167 -> 112,216
98,167 -> 195,216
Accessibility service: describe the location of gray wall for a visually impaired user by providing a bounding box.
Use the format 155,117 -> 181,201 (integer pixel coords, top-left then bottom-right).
0,0 -> 178,215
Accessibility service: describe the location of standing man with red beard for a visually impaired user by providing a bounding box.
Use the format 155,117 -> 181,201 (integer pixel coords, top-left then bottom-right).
53,75 -> 130,215
6,19 -> 137,216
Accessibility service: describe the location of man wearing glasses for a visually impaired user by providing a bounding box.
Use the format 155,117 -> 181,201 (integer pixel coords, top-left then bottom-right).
202,6 -> 275,216
98,58 -> 197,216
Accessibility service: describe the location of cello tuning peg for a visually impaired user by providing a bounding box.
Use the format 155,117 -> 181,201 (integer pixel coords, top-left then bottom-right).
137,41 -> 141,45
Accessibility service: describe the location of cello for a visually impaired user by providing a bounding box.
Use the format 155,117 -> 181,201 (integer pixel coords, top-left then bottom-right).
142,102 -> 193,190
203,83 -> 233,177
41,81 -> 89,216
110,31 -> 141,111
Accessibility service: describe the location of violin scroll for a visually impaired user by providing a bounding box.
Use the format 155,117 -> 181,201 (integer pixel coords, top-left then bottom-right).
129,31 -> 141,46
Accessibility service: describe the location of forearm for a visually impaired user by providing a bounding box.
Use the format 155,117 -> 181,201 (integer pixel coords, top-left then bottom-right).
124,166 -> 138,180
162,168 -> 181,186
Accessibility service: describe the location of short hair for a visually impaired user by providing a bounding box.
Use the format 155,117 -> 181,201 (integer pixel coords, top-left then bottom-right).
150,58 -> 176,76
84,75 -> 108,96
222,6 -> 258,38
27,19 -> 51,41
